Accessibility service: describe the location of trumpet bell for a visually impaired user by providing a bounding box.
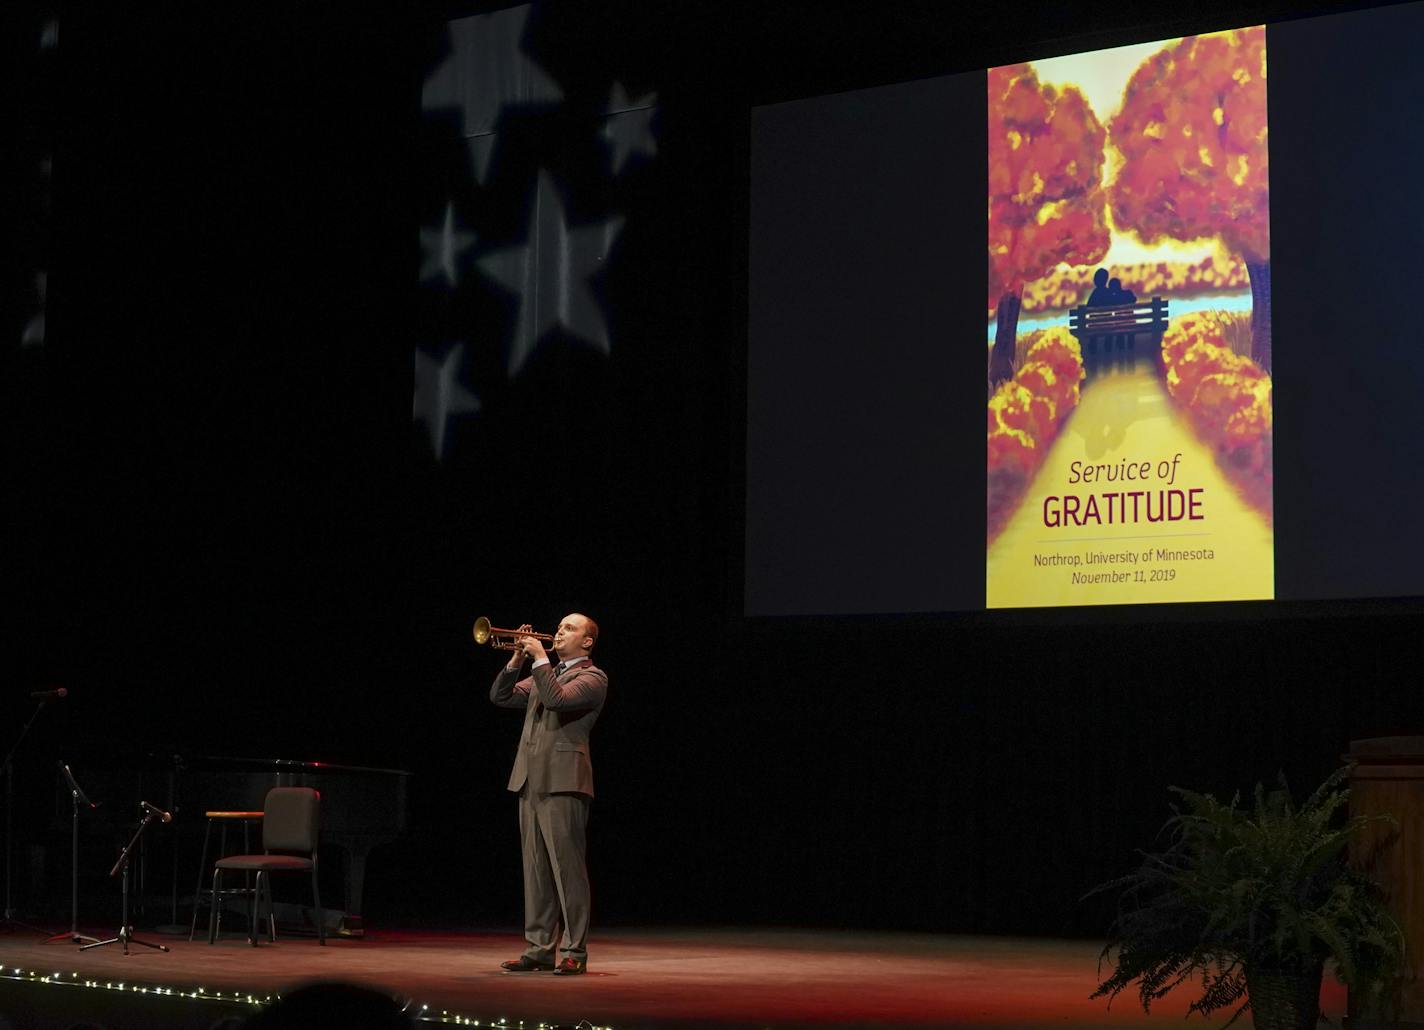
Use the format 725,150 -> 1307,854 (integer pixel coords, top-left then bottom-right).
472,616 -> 555,650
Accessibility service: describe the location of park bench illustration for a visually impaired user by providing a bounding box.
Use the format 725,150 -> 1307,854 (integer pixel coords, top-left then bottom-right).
1067,297 -> 1169,377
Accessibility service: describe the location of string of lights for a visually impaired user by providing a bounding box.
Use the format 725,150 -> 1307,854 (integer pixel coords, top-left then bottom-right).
0,966 -> 611,1029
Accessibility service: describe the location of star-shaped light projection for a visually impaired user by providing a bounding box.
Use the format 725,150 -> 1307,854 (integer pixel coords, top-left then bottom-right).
602,82 -> 659,175
421,5 -> 564,137
21,271 -> 46,347
476,172 -> 624,377
21,312 -> 45,348
468,134 -> 497,185
413,343 -> 481,461
419,202 -> 478,288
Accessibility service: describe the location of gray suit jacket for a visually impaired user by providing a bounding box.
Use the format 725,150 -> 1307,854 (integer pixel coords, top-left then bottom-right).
490,657 -> 607,798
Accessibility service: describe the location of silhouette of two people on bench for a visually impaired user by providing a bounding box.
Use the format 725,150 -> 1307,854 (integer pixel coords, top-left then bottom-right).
1086,267 -> 1135,308
1085,268 -> 1137,373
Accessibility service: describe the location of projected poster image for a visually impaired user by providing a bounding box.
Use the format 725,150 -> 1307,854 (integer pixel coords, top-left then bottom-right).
985,28 -> 1273,608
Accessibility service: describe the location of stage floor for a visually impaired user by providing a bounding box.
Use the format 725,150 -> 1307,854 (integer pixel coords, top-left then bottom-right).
0,925 -> 1347,1028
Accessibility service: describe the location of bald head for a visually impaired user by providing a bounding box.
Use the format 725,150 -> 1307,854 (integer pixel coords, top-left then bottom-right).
554,613 -> 598,658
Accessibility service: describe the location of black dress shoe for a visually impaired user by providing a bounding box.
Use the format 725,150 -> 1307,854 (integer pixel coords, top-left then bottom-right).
501,956 -> 554,972
551,957 -> 586,976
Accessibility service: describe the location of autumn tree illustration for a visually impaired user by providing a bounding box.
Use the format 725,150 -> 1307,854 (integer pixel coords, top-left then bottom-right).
1108,28 -> 1271,370
987,64 -> 1110,388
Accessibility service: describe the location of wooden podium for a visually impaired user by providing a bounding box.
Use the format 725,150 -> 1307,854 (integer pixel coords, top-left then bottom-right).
1349,737 -> 1424,1030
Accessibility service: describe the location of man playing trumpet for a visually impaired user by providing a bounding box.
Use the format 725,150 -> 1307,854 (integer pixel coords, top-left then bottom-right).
488,613 -> 607,976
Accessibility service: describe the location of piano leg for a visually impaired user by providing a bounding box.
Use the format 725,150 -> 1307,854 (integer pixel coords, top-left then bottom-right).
340,843 -> 370,937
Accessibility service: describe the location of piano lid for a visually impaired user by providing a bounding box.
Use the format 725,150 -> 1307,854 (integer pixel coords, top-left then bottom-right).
182,755 -> 412,777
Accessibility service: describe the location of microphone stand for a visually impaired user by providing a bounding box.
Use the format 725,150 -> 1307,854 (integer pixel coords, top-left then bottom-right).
46,763 -> 99,945
153,753 -> 185,935
1,699 -> 50,935
80,805 -> 170,955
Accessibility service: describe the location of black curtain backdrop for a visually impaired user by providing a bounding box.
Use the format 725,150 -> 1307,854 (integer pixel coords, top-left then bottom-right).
4,0 -> 1421,937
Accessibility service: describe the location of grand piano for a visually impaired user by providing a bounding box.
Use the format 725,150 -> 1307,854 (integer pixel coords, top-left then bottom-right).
175,755 -> 411,936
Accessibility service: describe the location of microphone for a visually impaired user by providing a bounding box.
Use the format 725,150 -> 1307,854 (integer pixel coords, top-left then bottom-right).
140,801 -> 172,824
58,762 -> 96,808
30,688 -> 67,700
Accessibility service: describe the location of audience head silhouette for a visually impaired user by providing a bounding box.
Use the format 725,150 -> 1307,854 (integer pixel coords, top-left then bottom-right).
242,982 -> 414,1030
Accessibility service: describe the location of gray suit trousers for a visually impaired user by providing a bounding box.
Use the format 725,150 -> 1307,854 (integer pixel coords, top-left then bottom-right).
518,787 -> 591,963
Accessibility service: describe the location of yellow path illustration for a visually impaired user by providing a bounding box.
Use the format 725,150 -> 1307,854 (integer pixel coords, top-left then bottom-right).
987,366 -> 1273,608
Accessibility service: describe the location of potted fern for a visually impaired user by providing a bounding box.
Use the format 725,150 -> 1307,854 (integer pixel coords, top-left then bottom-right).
1091,766 -> 1404,1030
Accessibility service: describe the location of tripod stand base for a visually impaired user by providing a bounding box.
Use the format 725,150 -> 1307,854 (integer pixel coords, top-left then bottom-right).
80,926 -> 170,955
45,931 -> 101,945
44,928 -> 101,945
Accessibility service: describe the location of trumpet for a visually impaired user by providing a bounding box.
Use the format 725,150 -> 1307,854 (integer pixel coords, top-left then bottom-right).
472,616 -> 554,652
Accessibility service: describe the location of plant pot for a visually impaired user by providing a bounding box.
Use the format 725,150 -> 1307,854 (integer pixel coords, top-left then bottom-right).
1247,964 -> 1324,1030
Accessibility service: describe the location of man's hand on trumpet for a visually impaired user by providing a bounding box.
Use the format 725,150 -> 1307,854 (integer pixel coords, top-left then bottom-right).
514,623 -> 548,664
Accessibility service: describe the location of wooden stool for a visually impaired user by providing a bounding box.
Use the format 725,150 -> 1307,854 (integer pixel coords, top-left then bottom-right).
187,811 -> 263,941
